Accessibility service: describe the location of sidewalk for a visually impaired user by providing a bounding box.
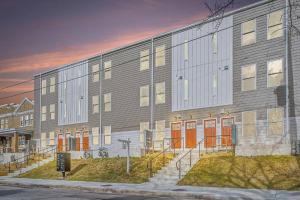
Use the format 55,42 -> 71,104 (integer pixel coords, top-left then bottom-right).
0,177 -> 300,200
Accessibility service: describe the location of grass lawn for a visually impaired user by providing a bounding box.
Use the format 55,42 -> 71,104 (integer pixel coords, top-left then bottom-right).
18,153 -> 173,183
178,154 -> 300,190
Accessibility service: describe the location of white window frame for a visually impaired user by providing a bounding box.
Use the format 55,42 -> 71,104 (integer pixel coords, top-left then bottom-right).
50,104 -> 55,120
267,107 -> 284,136
140,122 -> 149,143
155,45 -> 165,67
92,95 -> 99,114
140,49 -> 150,71
92,127 -> 99,145
41,79 -> 47,95
0,119 -> 4,129
241,19 -> 256,46
241,64 -> 256,91
4,118 -> 8,129
242,111 -> 256,137
104,61 -> 112,80
104,126 -> 111,145
24,115 -> 29,127
41,106 -> 47,122
155,82 -> 165,104
267,58 -> 283,88
50,77 -> 55,93
267,10 -> 284,40
92,64 -> 100,82
104,93 -> 111,112
140,85 -> 149,107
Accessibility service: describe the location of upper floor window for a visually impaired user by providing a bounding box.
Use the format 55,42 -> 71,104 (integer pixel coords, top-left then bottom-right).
242,110 -> 256,137
155,82 -> 165,104
104,61 -> 111,80
50,104 -> 55,120
155,45 -> 165,67
30,114 -> 34,125
4,119 -> 8,129
0,119 -> 4,129
140,85 -> 149,107
104,93 -> 111,112
267,10 -> 283,40
184,40 -> 189,60
212,33 -> 218,54
267,58 -> 283,87
41,79 -> 47,95
267,107 -> 283,135
24,115 -> 30,126
140,50 -> 150,71
241,64 -> 256,91
50,77 -> 55,93
20,116 -> 24,127
41,106 -> 47,121
92,64 -> 100,82
104,125 -> 111,145
241,19 -> 256,46
92,95 -> 99,114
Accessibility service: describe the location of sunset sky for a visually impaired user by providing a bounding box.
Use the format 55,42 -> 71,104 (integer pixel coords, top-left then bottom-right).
0,0 -> 261,104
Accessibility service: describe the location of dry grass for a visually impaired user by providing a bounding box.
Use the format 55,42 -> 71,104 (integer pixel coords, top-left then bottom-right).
18,153 -> 174,183
178,154 -> 300,190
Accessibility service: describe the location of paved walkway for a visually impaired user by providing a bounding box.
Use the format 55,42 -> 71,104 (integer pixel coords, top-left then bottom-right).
0,177 -> 300,200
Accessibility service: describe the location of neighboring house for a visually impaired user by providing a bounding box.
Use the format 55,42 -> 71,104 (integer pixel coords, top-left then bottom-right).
33,0 -> 300,156
0,98 -> 34,153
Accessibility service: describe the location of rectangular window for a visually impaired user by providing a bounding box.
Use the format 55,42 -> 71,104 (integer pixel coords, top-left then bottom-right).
104,126 -> 111,145
92,127 -> 99,145
4,119 -> 8,129
30,114 -> 34,125
92,64 -> 100,82
184,40 -> 188,60
20,116 -> 24,127
268,107 -> 283,135
49,131 -> 55,146
104,61 -> 111,80
268,58 -> 283,87
92,95 -> 99,114
242,111 -> 256,137
140,49 -> 149,71
267,10 -> 283,40
140,85 -> 149,107
140,122 -> 149,143
155,120 -> 165,140
155,82 -> 165,104
104,93 -> 111,112
212,33 -> 218,54
241,64 -> 256,91
50,77 -> 55,93
241,19 -> 256,46
41,132 -> 47,148
184,80 -> 189,101
41,79 -> 47,95
0,119 -> 4,129
50,104 -> 55,120
41,106 -> 47,121
155,45 -> 165,67
24,115 -> 29,126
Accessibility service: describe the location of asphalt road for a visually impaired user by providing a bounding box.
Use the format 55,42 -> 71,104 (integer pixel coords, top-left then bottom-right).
0,184 -> 199,200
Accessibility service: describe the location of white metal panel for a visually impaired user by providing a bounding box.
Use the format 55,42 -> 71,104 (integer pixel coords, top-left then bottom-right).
172,16 -> 233,112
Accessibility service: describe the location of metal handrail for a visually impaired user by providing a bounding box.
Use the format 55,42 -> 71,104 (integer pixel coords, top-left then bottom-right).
147,137 -> 183,177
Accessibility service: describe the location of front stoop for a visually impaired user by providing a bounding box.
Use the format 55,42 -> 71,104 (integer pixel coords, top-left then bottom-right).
6,155 -> 55,177
147,150 -> 200,188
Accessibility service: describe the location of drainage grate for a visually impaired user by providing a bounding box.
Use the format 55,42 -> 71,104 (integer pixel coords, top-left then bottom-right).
101,184 -> 112,187
172,188 -> 186,191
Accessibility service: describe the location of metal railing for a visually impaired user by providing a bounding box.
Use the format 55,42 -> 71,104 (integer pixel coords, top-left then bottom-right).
147,137 -> 183,177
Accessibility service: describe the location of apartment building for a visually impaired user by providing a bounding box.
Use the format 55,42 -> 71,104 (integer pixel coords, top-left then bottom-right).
34,0 -> 300,157
0,98 -> 34,153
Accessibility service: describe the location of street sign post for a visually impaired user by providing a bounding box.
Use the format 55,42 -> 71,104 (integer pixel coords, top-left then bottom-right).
118,138 -> 131,174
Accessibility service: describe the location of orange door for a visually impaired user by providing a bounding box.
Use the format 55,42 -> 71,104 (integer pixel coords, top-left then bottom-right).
185,121 -> 197,148
75,132 -> 81,151
65,133 -> 70,151
57,134 -> 63,152
204,119 -> 216,148
82,132 -> 89,151
221,117 -> 234,146
171,122 -> 181,149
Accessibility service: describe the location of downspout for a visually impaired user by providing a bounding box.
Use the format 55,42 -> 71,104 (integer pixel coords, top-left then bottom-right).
100,54 -> 103,147
285,0 -> 290,142
151,38 -> 154,132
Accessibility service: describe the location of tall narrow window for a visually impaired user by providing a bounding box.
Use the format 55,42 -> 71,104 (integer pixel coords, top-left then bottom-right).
184,80 -> 189,101
4,119 -> 8,129
41,79 -> 47,95
140,122 -> 149,143
92,127 -> 99,145
267,10 -> 283,40
155,120 -> 165,140
41,132 -> 47,148
104,126 -> 111,145
92,64 -> 100,82
184,40 -> 188,60
104,93 -> 111,112
140,85 -> 149,107
241,64 -> 256,91
92,95 -> 99,114
212,33 -> 218,54
140,49 -> 149,71
241,19 -> 256,46
41,106 -> 47,121
268,107 -> 283,135
30,114 -> 34,125
155,82 -> 165,104
268,58 -> 283,87
155,45 -> 165,67
0,119 -> 4,129
104,61 -> 111,80
49,131 -> 55,145
50,77 -> 55,93
242,111 -> 256,137
24,115 -> 29,126
50,104 -> 55,120
20,116 -> 24,127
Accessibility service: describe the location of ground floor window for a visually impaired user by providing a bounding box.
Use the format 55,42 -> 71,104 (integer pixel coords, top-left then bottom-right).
140,122 -> 149,143
155,120 -> 165,141
92,127 -> 99,145
268,107 -> 283,135
41,132 -> 47,148
49,132 -> 55,145
104,126 -> 111,145
242,111 -> 256,137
